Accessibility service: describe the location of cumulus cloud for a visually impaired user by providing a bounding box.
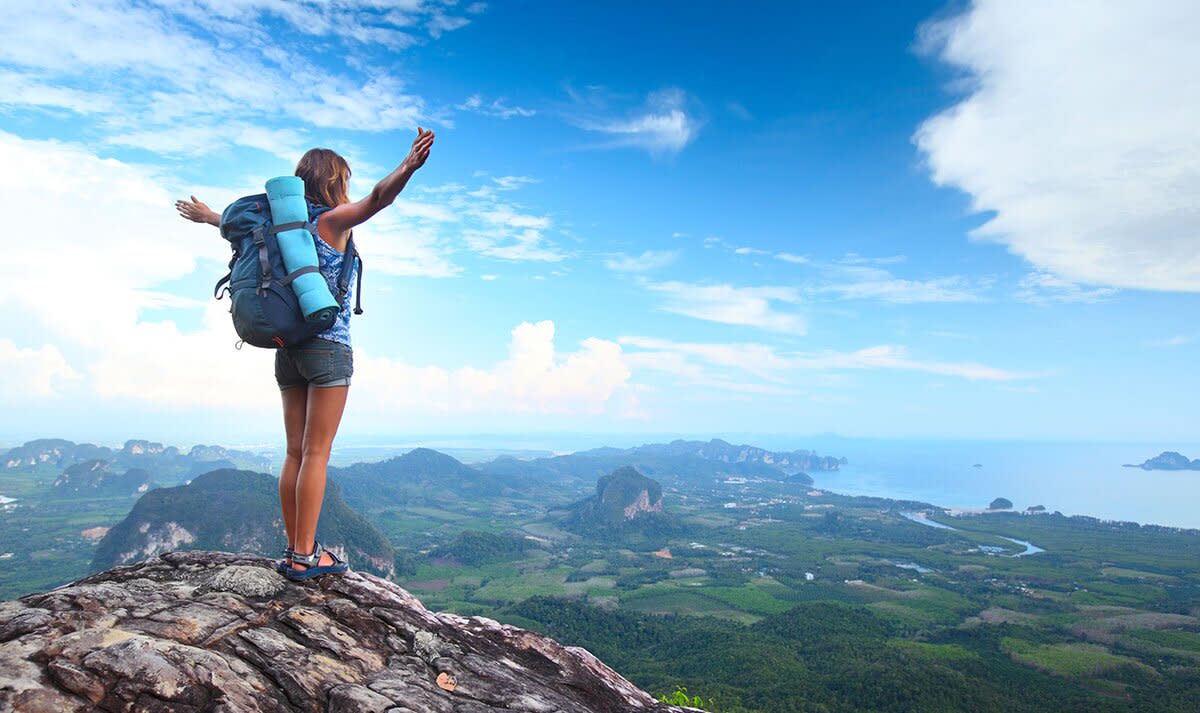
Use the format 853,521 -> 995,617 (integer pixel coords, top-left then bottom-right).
645,281 -> 805,334
0,341 -> 80,402
356,321 -> 632,415
915,0 -> 1200,291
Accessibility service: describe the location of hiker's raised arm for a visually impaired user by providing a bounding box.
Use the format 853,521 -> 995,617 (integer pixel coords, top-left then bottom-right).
176,195 -> 220,227
322,127 -> 435,234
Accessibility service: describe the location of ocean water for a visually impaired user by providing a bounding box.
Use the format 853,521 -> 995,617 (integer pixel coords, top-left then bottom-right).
803,439 -> 1200,530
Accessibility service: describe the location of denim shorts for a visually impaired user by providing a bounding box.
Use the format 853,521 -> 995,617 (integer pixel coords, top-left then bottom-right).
275,338 -> 353,390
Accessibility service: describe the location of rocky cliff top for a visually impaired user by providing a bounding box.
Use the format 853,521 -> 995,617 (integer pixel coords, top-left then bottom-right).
0,551 -> 693,713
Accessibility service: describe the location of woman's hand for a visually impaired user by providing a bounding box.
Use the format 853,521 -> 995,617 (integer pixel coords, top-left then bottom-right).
175,195 -> 220,226
403,127 -> 435,172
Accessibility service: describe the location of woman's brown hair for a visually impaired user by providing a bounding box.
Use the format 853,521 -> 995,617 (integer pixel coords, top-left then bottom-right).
295,148 -> 351,207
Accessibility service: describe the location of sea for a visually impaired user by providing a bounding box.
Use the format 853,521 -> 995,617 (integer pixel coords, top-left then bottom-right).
800,438 -> 1200,530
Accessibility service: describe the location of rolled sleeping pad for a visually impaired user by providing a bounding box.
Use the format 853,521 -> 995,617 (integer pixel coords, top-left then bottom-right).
264,176 -> 339,325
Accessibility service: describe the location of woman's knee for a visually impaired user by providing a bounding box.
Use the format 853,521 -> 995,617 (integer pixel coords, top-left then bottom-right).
285,443 -> 304,462
301,441 -> 333,462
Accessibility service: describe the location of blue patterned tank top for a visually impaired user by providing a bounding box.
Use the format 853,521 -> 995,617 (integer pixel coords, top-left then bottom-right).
312,214 -> 356,347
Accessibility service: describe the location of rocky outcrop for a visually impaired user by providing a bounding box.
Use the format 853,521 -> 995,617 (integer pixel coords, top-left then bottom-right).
0,551 -> 694,713
92,470 -> 396,580
1124,451 -> 1200,471
53,460 -> 155,497
564,467 -> 674,536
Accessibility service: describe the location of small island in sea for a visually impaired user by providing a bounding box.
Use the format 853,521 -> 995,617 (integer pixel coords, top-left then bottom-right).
1124,451 -> 1200,471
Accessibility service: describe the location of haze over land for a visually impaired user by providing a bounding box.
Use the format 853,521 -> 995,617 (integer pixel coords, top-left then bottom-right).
4,434 -> 1200,711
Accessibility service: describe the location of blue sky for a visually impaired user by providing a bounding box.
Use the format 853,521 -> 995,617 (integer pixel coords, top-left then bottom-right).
1,0 -> 1197,446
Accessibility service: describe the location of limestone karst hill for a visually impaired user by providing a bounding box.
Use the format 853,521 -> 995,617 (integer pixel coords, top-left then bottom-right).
0,551 -> 696,713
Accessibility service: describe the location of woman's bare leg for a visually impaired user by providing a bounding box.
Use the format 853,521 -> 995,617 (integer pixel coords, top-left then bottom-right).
279,386 -> 309,554
292,384 -> 349,570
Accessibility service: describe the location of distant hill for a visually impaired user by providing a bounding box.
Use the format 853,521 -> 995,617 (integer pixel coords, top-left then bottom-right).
479,438 -> 835,489
1125,451 -> 1200,471
330,447 -> 524,511
91,469 -> 394,577
52,459 -> 156,497
563,466 -> 674,536
1,438 -> 272,484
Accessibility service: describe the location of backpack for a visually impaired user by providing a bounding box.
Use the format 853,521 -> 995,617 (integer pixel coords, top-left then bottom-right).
213,195 -> 363,349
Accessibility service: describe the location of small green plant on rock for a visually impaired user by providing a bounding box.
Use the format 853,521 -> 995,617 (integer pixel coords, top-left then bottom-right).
657,685 -> 721,711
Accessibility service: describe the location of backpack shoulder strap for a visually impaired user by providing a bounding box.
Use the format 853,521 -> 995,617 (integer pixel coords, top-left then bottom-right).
337,234 -> 364,315
306,200 -> 363,315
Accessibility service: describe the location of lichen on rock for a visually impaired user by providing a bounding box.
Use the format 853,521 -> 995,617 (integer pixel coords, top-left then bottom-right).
0,551 -> 696,713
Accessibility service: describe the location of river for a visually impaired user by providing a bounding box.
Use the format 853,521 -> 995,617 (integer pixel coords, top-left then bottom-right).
901,511 -> 1045,557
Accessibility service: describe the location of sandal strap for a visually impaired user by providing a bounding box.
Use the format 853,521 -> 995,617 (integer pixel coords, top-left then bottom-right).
291,540 -> 324,567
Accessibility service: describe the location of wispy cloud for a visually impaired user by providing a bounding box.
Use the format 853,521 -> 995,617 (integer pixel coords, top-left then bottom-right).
645,281 -> 805,334
401,177 -> 565,264
775,252 -> 809,264
839,253 -> 906,266
457,94 -> 536,119
1146,334 -> 1195,348
2,0 -> 477,153
603,250 -> 680,272
1016,271 -> 1118,303
817,266 -> 984,304
621,337 -> 1030,383
570,88 -> 700,156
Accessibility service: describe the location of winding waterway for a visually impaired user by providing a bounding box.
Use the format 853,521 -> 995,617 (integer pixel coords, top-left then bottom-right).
901,511 -> 1045,557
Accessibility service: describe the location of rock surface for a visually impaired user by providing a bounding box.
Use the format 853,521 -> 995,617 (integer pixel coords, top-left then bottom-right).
0,551 -> 695,713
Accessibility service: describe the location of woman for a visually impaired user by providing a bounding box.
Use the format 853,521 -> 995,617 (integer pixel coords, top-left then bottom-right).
176,127 -> 435,579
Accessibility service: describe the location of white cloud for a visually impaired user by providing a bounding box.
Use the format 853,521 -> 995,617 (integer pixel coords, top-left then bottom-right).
105,123 -> 308,162
775,252 -> 809,264
1016,271 -> 1117,303
0,131 -> 279,410
1,0 -> 470,146
0,133 -> 631,420
572,88 -> 700,156
457,94 -> 536,119
915,0 -> 1200,291
491,175 -> 540,191
0,341 -> 80,401
360,177 -> 563,267
354,221 -> 462,279
603,250 -> 679,272
817,266 -> 983,303
645,281 -> 805,334
1146,335 -> 1195,348
621,337 -> 1029,383
619,337 -> 794,381
0,69 -> 113,114
356,321 -> 632,415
